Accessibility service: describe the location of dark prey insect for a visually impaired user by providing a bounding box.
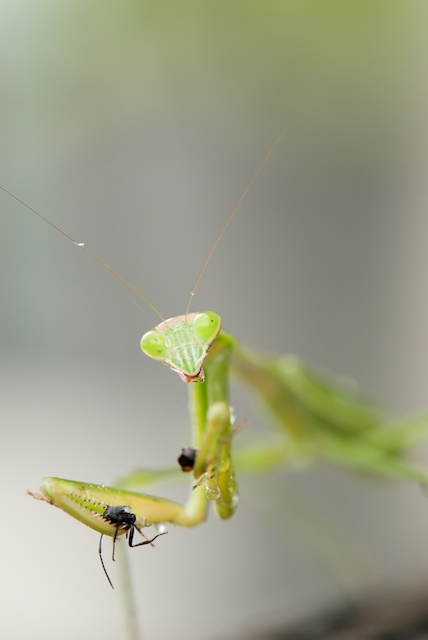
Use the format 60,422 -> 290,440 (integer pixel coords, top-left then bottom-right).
99,505 -> 167,589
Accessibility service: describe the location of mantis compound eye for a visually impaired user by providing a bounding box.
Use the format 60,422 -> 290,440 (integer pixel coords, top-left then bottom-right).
140,330 -> 168,360
193,311 -> 221,343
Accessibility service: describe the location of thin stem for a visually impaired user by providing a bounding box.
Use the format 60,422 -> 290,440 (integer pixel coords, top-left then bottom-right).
118,539 -> 140,640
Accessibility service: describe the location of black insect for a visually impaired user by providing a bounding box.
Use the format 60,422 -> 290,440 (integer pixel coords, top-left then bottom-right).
99,505 -> 166,589
177,447 -> 198,472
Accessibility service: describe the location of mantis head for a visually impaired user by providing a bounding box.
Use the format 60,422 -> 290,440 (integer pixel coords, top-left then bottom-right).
140,311 -> 222,382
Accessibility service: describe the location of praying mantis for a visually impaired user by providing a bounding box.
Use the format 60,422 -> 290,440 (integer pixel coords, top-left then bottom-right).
4,132 -> 428,590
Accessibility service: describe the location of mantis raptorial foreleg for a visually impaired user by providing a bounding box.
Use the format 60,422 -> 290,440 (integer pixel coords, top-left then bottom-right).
189,331 -> 238,519
29,390 -> 235,534
28,402 -> 233,586
28,327 -> 237,586
29,477 -> 200,589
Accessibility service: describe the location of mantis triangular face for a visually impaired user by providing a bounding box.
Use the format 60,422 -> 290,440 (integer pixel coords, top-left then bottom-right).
140,311 -> 222,382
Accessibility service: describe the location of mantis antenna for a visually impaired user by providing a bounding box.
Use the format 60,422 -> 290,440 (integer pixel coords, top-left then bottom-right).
185,129 -> 286,315
0,185 -> 166,322
1,130 -> 284,320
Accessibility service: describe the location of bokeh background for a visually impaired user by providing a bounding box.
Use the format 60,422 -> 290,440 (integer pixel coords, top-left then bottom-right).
1,2 -> 428,639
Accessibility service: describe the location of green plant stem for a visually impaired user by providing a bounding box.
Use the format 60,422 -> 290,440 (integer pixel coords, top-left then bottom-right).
118,538 -> 140,640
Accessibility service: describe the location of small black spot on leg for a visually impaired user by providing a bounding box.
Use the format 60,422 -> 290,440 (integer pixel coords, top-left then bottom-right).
178,447 -> 198,472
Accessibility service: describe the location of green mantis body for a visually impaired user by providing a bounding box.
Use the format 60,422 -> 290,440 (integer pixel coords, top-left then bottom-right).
28,312 -> 428,578
4,131 -> 428,588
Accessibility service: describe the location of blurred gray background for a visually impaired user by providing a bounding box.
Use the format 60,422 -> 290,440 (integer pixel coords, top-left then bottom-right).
1,2 -> 428,639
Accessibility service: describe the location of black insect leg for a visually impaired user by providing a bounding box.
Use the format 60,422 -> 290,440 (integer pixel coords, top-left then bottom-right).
99,534 -> 114,590
111,522 -> 120,562
128,525 -> 167,548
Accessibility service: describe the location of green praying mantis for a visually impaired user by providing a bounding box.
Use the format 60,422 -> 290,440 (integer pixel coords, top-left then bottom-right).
4,132 -> 428,588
